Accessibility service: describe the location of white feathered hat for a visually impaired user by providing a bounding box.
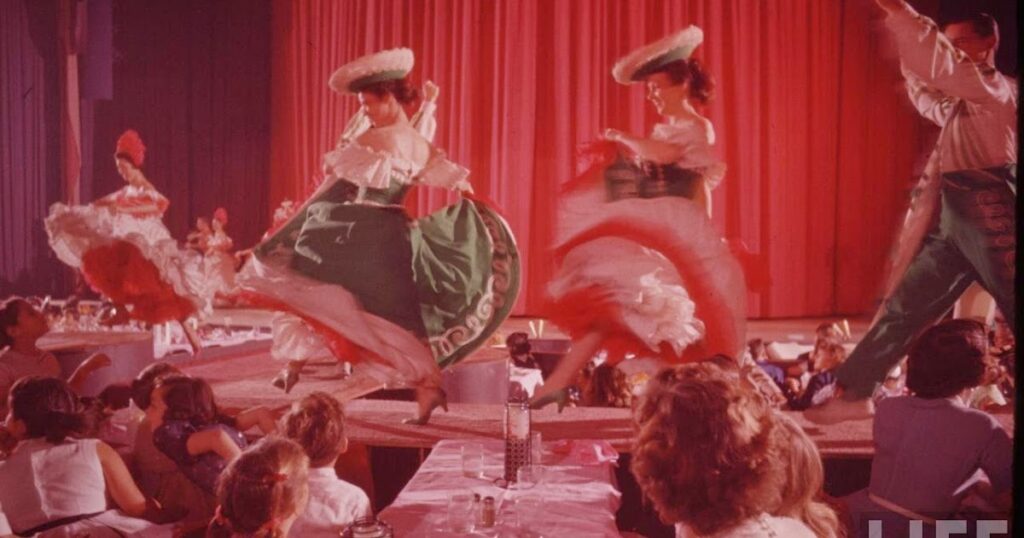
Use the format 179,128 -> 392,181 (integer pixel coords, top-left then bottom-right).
612,26 -> 704,85
329,47 -> 415,94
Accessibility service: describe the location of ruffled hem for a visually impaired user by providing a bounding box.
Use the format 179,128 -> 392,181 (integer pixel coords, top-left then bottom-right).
546,184 -> 746,363
45,203 -> 210,320
80,242 -> 196,322
547,237 -> 705,358
235,255 -> 441,388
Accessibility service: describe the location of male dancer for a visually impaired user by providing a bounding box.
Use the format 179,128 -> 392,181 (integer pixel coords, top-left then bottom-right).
809,0 -> 1017,423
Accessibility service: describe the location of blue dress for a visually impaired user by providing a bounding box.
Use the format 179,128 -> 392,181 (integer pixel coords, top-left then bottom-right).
153,419 -> 247,494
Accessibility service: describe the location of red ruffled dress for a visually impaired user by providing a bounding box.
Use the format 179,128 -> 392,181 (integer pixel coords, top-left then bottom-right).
546,118 -> 746,365
46,185 -> 209,323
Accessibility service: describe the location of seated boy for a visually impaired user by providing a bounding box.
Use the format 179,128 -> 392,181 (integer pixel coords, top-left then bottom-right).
284,392 -> 372,536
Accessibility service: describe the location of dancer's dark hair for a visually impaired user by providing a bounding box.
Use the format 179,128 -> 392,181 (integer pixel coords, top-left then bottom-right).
650,58 -> 714,104
361,78 -> 420,105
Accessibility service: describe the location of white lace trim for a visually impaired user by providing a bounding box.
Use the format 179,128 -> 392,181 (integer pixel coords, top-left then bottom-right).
321,143 -> 415,190
45,202 -> 212,315
321,142 -> 471,193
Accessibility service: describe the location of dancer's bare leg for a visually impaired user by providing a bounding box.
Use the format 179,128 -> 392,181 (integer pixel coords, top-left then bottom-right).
180,318 -> 202,355
404,382 -> 449,425
530,331 -> 603,408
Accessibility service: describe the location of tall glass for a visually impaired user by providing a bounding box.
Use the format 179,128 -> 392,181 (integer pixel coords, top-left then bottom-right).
447,492 -> 476,533
461,442 -> 485,479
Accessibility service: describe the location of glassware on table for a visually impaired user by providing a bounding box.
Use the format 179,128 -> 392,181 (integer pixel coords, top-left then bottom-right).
530,430 -> 543,464
504,392 -> 531,484
447,492 -> 476,533
341,516 -> 393,537
511,493 -> 544,533
461,442 -> 485,479
515,464 -> 546,490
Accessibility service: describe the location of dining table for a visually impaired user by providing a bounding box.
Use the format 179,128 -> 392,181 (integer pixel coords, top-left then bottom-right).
378,438 -> 623,537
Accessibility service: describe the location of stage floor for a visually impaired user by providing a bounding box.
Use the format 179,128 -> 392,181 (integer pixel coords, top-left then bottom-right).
181,312 -> 874,409
177,311 -> 1013,460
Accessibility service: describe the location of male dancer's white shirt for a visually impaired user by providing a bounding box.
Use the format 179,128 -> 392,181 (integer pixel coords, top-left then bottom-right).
885,2 -> 1017,173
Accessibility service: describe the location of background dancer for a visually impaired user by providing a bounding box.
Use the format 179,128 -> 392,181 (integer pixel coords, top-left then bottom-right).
45,130 -> 208,352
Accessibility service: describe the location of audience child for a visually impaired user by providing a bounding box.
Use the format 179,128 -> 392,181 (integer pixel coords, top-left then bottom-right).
283,392 -> 372,536
774,413 -> 843,538
580,363 -> 634,408
207,437 -> 310,538
0,377 -> 178,536
630,362 -> 815,537
844,319 -> 1012,536
130,363 -> 217,527
712,352 -> 787,409
150,375 -> 247,496
747,338 -> 786,389
787,342 -> 847,410
0,297 -> 111,414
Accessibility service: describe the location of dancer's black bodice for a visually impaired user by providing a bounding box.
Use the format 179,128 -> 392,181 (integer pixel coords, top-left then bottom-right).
604,154 -> 701,201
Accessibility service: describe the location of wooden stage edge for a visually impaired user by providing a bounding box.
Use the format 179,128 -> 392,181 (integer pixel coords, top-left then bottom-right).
179,313 -> 1014,461
338,399 -> 1013,460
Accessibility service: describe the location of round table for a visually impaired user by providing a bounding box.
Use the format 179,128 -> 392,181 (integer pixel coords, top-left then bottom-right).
38,331 -> 155,397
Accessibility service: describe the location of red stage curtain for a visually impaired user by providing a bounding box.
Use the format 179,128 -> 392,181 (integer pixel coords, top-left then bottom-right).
0,0 -> 67,295
268,0 -> 940,319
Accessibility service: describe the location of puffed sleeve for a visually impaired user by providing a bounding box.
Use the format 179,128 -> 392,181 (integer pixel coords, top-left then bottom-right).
321,143 -> 394,190
411,101 -> 438,143
654,121 -> 727,190
417,152 -> 473,192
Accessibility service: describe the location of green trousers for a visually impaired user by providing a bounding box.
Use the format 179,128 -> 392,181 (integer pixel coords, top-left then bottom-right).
835,166 -> 1016,398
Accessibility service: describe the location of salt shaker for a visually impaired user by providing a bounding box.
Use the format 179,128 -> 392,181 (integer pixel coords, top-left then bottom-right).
481,496 -> 496,528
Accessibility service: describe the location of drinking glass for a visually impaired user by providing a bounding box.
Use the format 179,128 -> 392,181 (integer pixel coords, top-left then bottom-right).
530,431 -> 543,464
515,464 -> 546,490
512,493 -> 543,532
461,442 -> 485,479
447,492 -> 476,533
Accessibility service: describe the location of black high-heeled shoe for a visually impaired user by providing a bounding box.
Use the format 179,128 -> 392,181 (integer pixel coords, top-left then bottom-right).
404,388 -> 449,425
271,368 -> 300,394
530,388 -> 569,413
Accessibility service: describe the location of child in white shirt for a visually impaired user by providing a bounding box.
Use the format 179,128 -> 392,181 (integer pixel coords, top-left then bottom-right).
283,391 -> 371,536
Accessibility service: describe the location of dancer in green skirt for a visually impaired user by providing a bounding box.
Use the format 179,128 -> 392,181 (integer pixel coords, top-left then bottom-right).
237,48 -> 519,424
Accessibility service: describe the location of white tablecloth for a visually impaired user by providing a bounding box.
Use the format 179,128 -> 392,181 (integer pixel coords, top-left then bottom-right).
379,439 -> 622,537
39,331 -> 154,397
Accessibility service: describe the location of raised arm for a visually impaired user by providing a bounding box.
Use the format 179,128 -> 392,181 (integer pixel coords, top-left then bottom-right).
903,67 -> 959,126
877,0 -> 1007,103
338,108 -> 372,145
410,80 -> 440,143
233,405 -> 279,435
66,352 -> 112,393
